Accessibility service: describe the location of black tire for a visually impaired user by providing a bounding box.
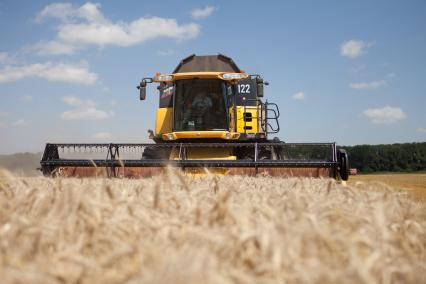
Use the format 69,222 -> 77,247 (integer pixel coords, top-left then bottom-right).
338,149 -> 349,181
142,146 -> 156,159
259,147 -> 272,160
142,146 -> 171,160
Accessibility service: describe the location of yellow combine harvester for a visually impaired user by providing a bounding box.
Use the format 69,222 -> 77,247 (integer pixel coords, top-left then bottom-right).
40,54 -> 349,180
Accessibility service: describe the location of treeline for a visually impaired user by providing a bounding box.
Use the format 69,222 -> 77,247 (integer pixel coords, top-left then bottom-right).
341,142 -> 426,173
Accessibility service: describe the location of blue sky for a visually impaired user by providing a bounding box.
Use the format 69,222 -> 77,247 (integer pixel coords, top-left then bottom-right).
0,0 -> 425,154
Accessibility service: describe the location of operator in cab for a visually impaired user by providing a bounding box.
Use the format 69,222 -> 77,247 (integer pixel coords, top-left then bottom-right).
183,91 -> 214,130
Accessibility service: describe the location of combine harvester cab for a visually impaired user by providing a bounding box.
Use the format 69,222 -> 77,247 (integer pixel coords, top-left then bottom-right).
40,54 -> 349,180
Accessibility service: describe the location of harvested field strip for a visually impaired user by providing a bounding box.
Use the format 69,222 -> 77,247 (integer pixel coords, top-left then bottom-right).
349,173 -> 426,202
0,170 -> 425,283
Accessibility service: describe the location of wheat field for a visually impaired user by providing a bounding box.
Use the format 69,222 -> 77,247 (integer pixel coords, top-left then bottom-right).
0,169 -> 425,284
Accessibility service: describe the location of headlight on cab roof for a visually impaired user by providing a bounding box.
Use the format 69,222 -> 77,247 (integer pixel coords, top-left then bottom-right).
154,74 -> 173,82
220,73 -> 249,80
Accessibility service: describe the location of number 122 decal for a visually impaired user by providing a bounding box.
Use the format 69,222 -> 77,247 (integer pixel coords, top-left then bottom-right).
238,84 -> 250,94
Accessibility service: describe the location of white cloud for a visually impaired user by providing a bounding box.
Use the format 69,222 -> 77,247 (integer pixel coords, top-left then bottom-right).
191,6 -> 216,19
14,118 -> 27,127
0,61 -> 97,85
63,96 -> 84,106
36,2 -> 74,23
340,40 -> 374,58
27,41 -> 78,56
0,52 -> 7,61
292,92 -> 305,100
77,2 -> 107,23
0,52 -> 9,64
417,127 -> 426,133
92,131 -> 112,139
21,95 -> 33,102
0,52 -> 15,65
58,17 -> 200,47
33,2 -> 200,55
61,108 -> 110,120
350,80 -> 386,90
37,2 -> 107,23
363,106 -> 406,124
61,96 -> 112,120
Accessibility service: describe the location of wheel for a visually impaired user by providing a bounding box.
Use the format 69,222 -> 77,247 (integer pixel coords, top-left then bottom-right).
142,146 -> 157,159
338,149 -> 349,181
258,151 -> 271,160
142,146 -> 171,159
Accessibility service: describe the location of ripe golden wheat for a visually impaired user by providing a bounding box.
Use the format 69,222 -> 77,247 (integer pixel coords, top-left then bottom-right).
0,169 -> 425,284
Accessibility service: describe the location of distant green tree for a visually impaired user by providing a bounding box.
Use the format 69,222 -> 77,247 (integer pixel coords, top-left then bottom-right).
339,142 -> 426,173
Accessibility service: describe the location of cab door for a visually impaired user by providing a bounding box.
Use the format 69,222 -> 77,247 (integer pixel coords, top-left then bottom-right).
155,83 -> 174,135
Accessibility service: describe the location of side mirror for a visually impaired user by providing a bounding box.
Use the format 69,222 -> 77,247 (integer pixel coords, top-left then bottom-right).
137,80 -> 147,100
139,86 -> 146,100
256,76 -> 264,97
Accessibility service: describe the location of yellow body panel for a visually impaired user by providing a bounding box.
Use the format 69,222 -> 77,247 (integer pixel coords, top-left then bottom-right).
169,147 -> 235,176
229,106 -> 262,135
236,106 -> 260,133
155,108 -> 173,135
154,72 -> 248,82
162,131 -> 240,141
169,147 -> 236,160
173,72 -> 224,80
